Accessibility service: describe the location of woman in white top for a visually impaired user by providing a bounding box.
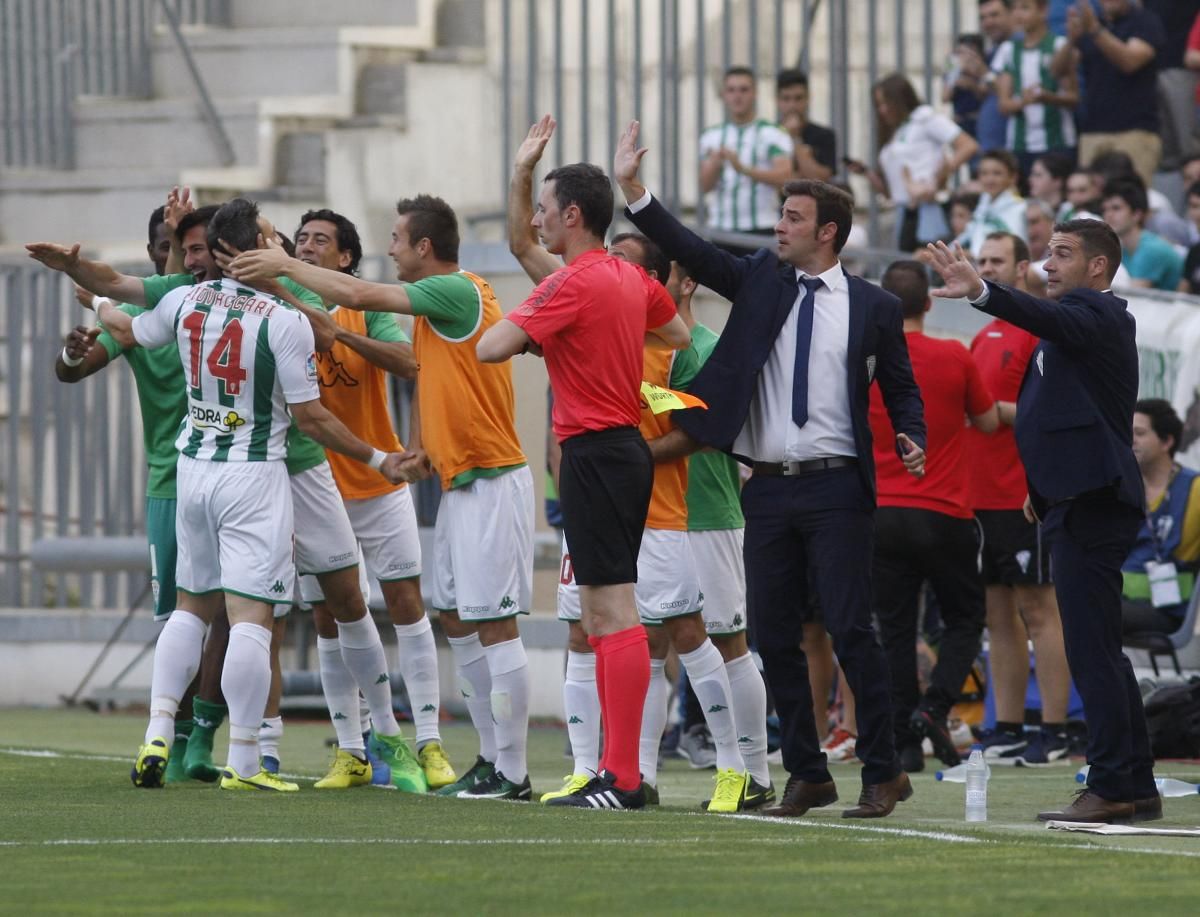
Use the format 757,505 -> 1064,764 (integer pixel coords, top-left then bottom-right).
849,73 -> 978,251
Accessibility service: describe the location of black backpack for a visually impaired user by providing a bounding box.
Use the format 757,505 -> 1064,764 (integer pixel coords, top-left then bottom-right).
1143,678 -> 1200,759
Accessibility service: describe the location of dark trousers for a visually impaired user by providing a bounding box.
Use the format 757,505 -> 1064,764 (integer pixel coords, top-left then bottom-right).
1043,494 -> 1156,802
742,467 -> 899,786
872,507 -> 986,746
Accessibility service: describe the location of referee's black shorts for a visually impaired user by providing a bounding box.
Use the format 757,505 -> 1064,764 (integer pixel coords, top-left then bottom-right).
558,426 -> 653,586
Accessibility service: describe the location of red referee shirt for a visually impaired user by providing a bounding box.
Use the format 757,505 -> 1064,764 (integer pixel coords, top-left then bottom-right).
509,249 -> 678,442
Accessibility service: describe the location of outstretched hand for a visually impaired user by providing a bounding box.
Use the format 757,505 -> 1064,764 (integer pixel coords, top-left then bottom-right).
515,114 -> 556,172
26,242 -> 81,272
225,236 -> 290,285
613,120 -> 650,200
926,241 -> 986,301
163,185 -> 194,233
63,325 -> 101,360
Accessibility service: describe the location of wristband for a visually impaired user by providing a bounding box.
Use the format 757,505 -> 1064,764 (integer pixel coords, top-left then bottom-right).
367,449 -> 387,470
61,347 -> 85,368
92,296 -> 112,312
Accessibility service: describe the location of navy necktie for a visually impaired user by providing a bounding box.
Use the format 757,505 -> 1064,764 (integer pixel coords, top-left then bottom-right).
792,275 -> 824,428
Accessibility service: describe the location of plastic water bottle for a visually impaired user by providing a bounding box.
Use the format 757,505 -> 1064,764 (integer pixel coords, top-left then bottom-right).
935,762 -> 968,782
1156,778 -> 1200,798
1075,765 -> 1089,783
964,745 -> 989,822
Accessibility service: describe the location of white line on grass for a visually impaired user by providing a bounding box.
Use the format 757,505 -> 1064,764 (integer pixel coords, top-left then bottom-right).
721,813 -> 985,843
0,747 -> 318,782
0,836 -> 803,849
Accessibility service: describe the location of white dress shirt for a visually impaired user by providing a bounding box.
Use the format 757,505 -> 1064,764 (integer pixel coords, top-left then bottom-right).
733,262 -> 856,462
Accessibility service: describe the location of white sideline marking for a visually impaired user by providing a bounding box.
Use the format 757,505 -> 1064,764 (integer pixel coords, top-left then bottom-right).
0,747 -> 317,782
722,813 -> 985,843
0,836 -> 799,849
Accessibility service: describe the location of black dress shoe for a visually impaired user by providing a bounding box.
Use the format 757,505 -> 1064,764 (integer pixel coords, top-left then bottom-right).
842,772 -> 913,818
910,710 -> 960,767
760,775 -> 838,817
1036,789 -> 1134,824
1132,794 -> 1163,823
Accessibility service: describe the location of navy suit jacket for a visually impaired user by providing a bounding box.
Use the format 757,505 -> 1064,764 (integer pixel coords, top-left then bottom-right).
975,282 -> 1143,516
626,195 -> 925,500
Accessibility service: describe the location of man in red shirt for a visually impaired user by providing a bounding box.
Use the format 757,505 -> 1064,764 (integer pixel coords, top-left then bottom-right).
868,260 -> 998,772
478,154 -> 690,809
969,231 -> 1071,765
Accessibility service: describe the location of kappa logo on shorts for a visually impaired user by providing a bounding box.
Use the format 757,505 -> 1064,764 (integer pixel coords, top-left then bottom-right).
732,614 -> 743,628
328,551 -> 356,565
375,674 -> 389,684
498,595 -> 516,611
660,599 -> 689,611
269,580 -> 287,595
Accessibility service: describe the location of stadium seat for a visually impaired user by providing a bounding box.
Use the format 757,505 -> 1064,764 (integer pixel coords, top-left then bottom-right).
1124,587 -> 1200,677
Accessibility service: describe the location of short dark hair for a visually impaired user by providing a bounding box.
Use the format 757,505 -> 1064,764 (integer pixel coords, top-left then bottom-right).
781,179 -> 855,253
775,68 -> 809,92
610,232 -> 671,285
983,230 -> 1031,264
1102,177 -> 1148,216
881,260 -> 929,319
1088,149 -> 1137,182
950,190 -> 981,212
1033,151 -> 1073,184
956,33 -> 985,56
206,198 -> 260,258
724,65 -> 755,82
175,204 -> 221,244
978,0 -> 1011,8
395,194 -> 460,262
1136,398 -> 1183,456
980,148 -> 1020,177
1054,218 -> 1123,283
542,163 -> 614,238
148,206 -> 166,247
275,231 -> 295,258
297,208 -> 363,275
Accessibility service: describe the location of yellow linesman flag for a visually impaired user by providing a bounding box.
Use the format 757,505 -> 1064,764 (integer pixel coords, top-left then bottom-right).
639,381 -> 708,415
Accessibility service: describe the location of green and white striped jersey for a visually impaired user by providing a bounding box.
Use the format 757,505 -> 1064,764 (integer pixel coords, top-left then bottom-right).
698,118 -> 793,232
131,278 -> 318,463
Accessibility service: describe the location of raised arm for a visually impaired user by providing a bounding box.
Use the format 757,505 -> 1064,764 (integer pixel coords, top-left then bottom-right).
1067,0 -> 1156,75
25,243 -> 148,306
476,318 -> 533,363
91,297 -> 138,350
645,313 -> 691,350
614,120 -> 749,302
229,244 -> 415,315
509,115 -> 564,285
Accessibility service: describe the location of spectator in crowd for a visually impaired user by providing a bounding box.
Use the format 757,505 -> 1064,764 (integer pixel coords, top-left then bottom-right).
776,68 -> 836,182
1062,166 -> 1103,220
958,149 -> 1027,257
943,33 -> 990,139
994,0 -> 1079,175
1101,177 -> 1185,291
949,191 -> 982,240
1181,182 -> 1200,294
1144,0 -> 1200,170
1089,150 -> 1190,244
1059,0 -> 1166,187
869,260 -> 996,772
976,0 -> 1017,155
1122,399 -> 1200,637
969,232 -> 1073,765
849,73 -> 978,251
1024,198 -> 1055,292
1027,152 -> 1074,217
699,66 -> 794,249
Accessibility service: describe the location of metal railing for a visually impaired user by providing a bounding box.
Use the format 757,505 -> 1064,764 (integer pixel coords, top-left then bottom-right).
0,0 -> 228,170
496,0 -> 970,245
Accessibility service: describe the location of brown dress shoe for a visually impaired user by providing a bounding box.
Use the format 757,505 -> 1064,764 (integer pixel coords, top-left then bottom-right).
1132,794 -> 1163,823
760,775 -> 838,817
842,772 -> 913,818
1036,789 -> 1134,824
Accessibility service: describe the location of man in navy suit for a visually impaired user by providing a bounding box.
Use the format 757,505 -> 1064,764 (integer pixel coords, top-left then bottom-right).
928,221 -> 1160,825
614,121 -> 927,818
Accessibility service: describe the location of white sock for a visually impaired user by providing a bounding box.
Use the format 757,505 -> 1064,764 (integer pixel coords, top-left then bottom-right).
639,658 -> 669,787
221,622 -> 273,778
259,716 -> 283,762
563,650 -> 600,775
448,633 -> 497,762
145,610 -> 207,744
394,618 -> 442,747
485,637 -> 530,781
359,696 -> 371,737
337,615 -> 401,736
680,640 -> 743,773
726,651 -> 770,785
318,636 -> 364,753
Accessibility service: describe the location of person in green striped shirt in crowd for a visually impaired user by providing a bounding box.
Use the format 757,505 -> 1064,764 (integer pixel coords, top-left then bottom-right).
993,0 -> 1079,177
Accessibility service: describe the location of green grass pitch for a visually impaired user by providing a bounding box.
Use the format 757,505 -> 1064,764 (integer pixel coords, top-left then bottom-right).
2,709 -> 1199,915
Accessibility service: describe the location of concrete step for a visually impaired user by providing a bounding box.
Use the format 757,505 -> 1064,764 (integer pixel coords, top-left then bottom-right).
73,97 -> 261,171
227,0 -> 427,30
151,25 -> 431,100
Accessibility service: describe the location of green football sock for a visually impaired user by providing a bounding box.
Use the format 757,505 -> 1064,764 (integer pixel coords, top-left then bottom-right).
165,719 -> 193,783
184,699 -> 227,782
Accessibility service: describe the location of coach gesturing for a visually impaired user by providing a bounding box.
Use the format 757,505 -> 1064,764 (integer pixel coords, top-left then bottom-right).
614,122 -> 925,818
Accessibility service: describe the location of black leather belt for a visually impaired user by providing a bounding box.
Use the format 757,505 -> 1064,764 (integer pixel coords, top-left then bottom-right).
752,457 -> 858,476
